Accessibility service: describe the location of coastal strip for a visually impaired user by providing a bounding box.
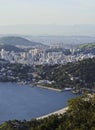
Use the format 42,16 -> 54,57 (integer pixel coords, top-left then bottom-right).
36,85 -> 63,92
36,107 -> 68,120
0,107 -> 68,124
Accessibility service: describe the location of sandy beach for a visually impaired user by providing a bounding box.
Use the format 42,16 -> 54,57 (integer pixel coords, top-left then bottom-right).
36,107 -> 68,120
37,85 -> 63,92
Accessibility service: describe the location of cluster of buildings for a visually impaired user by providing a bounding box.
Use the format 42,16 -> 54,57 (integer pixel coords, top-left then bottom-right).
0,47 -> 95,65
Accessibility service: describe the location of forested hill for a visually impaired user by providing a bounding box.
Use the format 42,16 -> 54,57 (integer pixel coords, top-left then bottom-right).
0,44 -> 24,52
77,43 -> 95,49
0,94 -> 95,130
35,58 -> 95,89
0,36 -> 43,46
76,43 -> 95,54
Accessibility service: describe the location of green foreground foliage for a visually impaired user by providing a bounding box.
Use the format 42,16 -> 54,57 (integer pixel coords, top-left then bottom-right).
0,94 -> 95,130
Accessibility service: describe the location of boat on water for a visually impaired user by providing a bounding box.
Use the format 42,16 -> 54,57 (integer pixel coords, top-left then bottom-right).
64,88 -> 73,91
29,84 -> 34,87
17,81 -> 27,86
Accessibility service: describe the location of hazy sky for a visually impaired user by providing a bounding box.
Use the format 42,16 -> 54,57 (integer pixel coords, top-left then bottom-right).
0,0 -> 95,35
0,0 -> 95,25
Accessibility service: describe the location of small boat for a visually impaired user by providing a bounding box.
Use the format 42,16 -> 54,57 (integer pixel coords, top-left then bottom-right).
64,88 -> 73,91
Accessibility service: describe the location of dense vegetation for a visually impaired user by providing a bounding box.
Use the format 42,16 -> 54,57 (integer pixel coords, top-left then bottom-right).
35,58 -> 95,89
0,63 -> 33,82
0,44 -> 24,52
76,43 -> 95,54
78,43 -> 95,49
0,94 -> 95,130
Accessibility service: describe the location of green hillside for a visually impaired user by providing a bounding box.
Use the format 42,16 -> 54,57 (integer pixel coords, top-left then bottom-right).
0,36 -> 43,46
35,58 -> 95,89
78,43 -> 95,49
0,44 -> 24,52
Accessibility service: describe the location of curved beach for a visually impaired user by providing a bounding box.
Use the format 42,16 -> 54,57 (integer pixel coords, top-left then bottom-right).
37,107 -> 68,120
36,85 -> 63,92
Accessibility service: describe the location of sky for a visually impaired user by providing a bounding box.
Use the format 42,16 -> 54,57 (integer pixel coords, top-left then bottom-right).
0,0 -> 95,35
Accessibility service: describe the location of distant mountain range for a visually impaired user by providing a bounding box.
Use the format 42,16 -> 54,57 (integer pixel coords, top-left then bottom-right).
24,35 -> 95,47
0,35 -> 95,51
0,24 -> 95,36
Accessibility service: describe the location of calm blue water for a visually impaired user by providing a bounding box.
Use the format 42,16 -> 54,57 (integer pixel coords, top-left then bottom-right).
0,82 -> 79,122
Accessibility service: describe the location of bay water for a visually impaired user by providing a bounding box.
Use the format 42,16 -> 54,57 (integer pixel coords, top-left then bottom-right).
0,82 -> 79,122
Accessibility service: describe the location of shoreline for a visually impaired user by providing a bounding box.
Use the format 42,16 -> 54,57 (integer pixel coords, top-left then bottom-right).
0,81 -> 71,92
0,107 -> 68,124
36,107 -> 68,120
36,85 -> 63,92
